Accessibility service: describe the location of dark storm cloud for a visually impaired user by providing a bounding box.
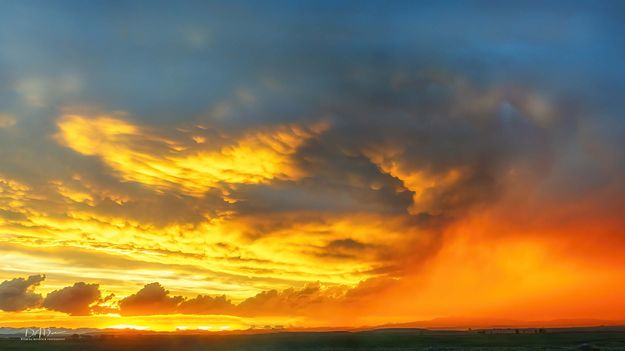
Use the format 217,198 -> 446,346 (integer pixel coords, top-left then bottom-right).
118,283 -> 184,316
315,238 -> 377,260
0,275 -> 45,312
327,238 -> 369,252
0,0 -> 622,227
42,282 -> 101,316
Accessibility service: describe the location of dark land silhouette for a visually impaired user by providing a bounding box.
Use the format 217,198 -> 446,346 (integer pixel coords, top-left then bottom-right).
2,327 -> 625,350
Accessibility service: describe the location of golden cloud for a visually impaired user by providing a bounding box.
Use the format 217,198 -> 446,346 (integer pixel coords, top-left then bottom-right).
55,114 -> 328,195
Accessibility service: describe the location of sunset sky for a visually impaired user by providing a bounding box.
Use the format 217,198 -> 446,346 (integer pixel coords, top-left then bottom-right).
1,1 -> 625,331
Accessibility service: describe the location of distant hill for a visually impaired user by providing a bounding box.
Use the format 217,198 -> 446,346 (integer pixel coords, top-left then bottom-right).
366,317 -> 625,330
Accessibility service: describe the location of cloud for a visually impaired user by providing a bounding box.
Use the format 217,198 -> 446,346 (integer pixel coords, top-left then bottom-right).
320,72 -> 562,220
13,75 -> 82,107
177,294 -> 235,315
42,282 -> 101,316
0,72 -> 584,304
0,275 -> 45,312
236,282 -> 346,317
114,280 -> 348,317
55,113 -> 328,195
317,238 -> 376,260
0,70 -> 608,326
0,113 -> 16,128
118,283 -> 184,316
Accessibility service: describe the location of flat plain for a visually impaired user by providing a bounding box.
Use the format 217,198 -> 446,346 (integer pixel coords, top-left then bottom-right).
1,329 -> 625,351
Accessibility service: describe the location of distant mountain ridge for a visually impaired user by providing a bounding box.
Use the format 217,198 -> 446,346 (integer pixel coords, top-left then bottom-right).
368,317 -> 625,330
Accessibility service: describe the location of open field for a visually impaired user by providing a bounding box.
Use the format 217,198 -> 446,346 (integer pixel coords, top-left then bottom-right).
1,329 -> 625,351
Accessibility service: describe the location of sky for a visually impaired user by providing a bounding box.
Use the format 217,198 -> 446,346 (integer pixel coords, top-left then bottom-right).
1,0 -> 625,331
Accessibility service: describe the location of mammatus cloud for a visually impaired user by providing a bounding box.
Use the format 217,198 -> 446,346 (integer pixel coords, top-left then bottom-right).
42,282 -> 101,316
0,275 -> 45,312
